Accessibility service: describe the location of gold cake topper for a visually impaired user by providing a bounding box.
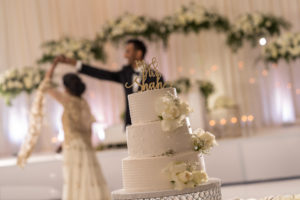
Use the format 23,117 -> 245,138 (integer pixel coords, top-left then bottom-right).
125,57 -> 167,92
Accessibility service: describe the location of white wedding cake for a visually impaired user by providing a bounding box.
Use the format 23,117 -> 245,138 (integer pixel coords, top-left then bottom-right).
112,87 -> 221,200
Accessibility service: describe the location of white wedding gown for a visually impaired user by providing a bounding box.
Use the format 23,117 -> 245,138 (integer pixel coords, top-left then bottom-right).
61,94 -> 111,200
17,78 -> 111,200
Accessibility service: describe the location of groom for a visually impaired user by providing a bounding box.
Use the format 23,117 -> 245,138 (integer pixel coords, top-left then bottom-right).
55,39 -> 164,126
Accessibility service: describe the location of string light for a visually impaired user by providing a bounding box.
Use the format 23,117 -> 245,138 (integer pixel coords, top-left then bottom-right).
205,70 -> 211,77
238,61 -> 244,70
259,37 -> 267,46
209,120 -> 216,127
211,65 -> 218,72
177,66 -> 183,73
51,137 -> 58,143
241,115 -> 248,122
247,115 -> 254,122
262,69 -> 268,76
189,68 -> 195,75
231,117 -> 238,124
287,83 -> 292,89
249,78 -> 256,84
275,82 -> 281,88
296,89 -> 300,95
220,118 -> 227,125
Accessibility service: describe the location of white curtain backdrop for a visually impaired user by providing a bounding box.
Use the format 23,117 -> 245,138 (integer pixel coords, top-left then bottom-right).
0,0 -> 299,156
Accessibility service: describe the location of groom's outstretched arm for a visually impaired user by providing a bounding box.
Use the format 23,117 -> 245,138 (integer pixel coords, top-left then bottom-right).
54,56 -> 122,83
78,63 -> 122,83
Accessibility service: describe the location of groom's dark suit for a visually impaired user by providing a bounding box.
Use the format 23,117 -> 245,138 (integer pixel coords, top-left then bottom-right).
78,63 -> 164,126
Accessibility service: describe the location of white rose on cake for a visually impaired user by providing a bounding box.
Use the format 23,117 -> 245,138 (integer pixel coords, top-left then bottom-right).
155,92 -> 192,132
163,161 -> 208,190
192,128 -> 217,154
192,170 -> 208,184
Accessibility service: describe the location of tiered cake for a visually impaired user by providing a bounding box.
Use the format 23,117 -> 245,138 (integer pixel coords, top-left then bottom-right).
112,88 -> 221,200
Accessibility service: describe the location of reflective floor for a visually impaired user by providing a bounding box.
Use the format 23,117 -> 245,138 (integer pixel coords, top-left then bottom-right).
222,178 -> 300,199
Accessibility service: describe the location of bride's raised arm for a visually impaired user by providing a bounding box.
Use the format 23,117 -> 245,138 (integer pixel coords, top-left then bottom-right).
43,60 -> 66,105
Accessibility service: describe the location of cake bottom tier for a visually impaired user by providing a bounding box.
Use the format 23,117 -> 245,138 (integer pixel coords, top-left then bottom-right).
122,151 -> 205,192
112,178 -> 221,200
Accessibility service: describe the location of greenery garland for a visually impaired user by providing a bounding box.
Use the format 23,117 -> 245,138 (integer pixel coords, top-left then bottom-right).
36,3 -> 291,65
38,37 -> 106,64
227,12 -> 290,52
96,13 -> 163,45
0,67 -> 45,105
159,2 -> 230,45
262,32 -> 300,63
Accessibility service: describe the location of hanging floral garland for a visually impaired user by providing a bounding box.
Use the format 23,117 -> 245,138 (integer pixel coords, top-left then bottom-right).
96,13 -> 163,45
227,12 -> 290,52
262,32 -> 300,63
38,37 -> 106,64
36,3 -> 291,65
159,2 -> 230,45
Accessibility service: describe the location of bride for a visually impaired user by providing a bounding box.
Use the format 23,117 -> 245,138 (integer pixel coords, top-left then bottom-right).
17,60 -> 111,200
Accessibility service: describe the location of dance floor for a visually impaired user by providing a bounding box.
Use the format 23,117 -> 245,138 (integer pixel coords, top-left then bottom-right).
0,125 -> 299,199
222,178 -> 300,199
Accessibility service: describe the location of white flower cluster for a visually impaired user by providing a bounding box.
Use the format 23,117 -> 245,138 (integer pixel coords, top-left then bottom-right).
0,67 -> 45,105
192,129 -> 217,154
160,2 -> 225,36
163,161 -> 208,190
40,37 -> 93,63
155,92 -> 192,132
98,13 -> 150,41
214,96 -> 236,109
263,33 -> 300,63
165,3 -> 206,30
227,12 -> 289,52
234,13 -> 270,36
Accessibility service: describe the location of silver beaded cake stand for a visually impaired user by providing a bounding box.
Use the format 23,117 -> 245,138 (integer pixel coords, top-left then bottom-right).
112,178 -> 221,200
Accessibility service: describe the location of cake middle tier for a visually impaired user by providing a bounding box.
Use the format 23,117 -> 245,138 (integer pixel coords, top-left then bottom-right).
122,151 -> 206,192
126,118 -> 193,158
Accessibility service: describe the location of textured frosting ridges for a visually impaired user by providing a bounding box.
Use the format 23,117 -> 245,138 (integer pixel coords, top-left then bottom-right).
122,151 -> 205,192
128,88 -> 177,124
126,118 -> 192,158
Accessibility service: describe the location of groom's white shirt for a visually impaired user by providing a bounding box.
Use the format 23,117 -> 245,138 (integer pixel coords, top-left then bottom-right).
76,61 -> 141,92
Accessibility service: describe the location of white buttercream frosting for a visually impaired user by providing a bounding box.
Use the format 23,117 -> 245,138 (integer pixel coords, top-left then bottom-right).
126,118 -> 192,158
128,88 -> 177,124
122,151 -> 205,192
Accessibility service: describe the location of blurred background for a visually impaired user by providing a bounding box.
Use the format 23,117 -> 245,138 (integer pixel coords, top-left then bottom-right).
0,0 -> 299,199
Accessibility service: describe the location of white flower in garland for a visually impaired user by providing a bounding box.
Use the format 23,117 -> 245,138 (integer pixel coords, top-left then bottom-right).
163,161 -> 208,190
38,37 -> 106,64
0,67 -> 45,105
192,128 -> 217,154
97,13 -> 157,43
263,32 -> 300,63
213,96 -> 236,109
159,1 -> 229,41
227,12 -> 290,52
155,92 -> 192,132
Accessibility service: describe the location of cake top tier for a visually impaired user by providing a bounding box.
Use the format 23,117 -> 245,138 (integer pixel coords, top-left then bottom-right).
128,88 -> 177,125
